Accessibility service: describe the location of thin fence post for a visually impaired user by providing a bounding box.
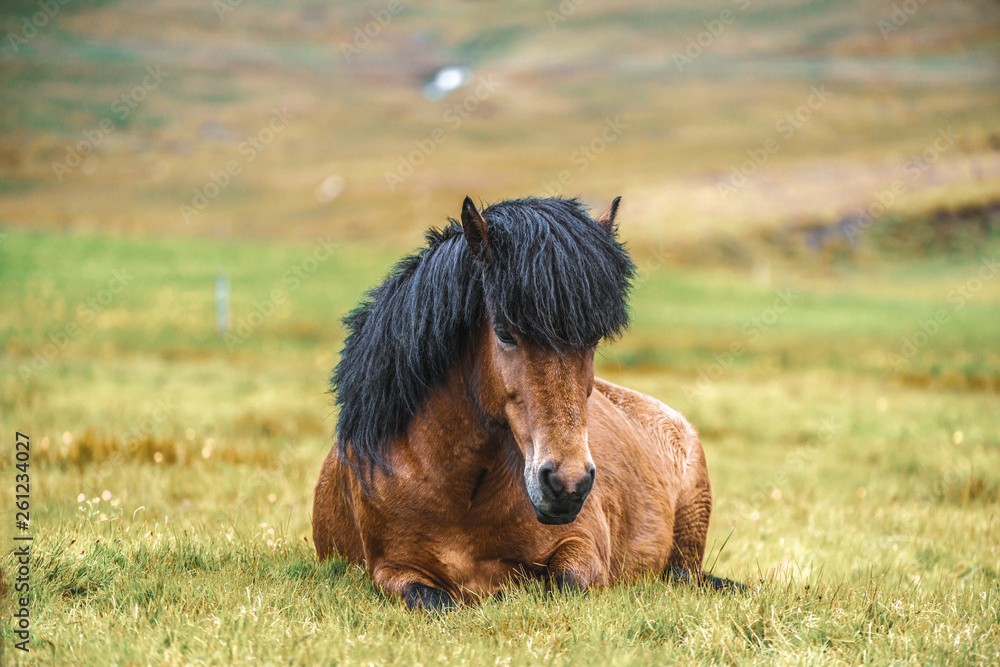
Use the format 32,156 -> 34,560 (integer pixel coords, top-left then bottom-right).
215,273 -> 230,337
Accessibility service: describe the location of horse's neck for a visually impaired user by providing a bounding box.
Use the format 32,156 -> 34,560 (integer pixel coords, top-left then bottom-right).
407,359 -> 511,484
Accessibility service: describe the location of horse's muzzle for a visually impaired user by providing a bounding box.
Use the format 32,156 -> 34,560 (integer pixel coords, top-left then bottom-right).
533,506 -> 584,525
528,461 -> 596,525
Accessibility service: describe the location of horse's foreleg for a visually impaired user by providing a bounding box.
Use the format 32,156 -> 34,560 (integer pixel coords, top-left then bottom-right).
546,539 -> 607,592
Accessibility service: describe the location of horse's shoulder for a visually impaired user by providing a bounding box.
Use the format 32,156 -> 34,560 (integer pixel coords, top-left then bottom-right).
592,377 -> 700,455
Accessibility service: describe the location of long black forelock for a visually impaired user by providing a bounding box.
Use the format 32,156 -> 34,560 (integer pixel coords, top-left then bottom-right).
478,197 -> 636,349
331,197 -> 635,485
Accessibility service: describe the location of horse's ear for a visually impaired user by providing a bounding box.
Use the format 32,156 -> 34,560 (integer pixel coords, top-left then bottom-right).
461,196 -> 489,256
596,196 -> 621,228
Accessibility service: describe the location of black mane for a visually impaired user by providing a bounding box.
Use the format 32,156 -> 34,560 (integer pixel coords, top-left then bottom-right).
331,197 -> 636,480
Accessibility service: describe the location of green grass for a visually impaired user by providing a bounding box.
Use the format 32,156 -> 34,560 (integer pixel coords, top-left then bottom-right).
1,229 -> 998,665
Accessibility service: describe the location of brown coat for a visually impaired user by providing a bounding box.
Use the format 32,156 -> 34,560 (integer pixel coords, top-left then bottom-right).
313,370 -> 712,604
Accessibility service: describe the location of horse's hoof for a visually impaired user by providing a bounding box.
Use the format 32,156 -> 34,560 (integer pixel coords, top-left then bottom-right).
666,566 -> 691,584
703,573 -> 748,593
666,568 -> 747,594
553,571 -> 587,594
404,583 -> 457,612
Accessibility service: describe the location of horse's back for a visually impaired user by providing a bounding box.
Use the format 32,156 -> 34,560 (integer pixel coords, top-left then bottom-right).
592,377 -> 705,477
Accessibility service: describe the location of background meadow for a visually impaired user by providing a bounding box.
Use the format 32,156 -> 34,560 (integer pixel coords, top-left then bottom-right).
1,0 -> 999,664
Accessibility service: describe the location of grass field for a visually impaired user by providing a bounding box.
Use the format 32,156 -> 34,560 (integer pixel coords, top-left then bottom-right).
3,0 -> 1000,663
1,228 -> 998,665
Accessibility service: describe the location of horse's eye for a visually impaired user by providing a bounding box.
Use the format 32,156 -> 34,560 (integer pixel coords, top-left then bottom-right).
494,325 -> 517,347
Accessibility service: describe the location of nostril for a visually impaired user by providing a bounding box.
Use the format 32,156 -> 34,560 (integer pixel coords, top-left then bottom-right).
538,462 -> 561,496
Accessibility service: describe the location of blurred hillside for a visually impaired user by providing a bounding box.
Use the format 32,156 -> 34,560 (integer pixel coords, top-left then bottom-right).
1,0 -> 999,256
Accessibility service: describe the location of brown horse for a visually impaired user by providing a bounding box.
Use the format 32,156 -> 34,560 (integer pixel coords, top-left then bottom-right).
313,196 -> 735,609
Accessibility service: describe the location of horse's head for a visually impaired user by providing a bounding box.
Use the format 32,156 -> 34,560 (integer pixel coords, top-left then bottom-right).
461,196 -> 632,525
483,325 -> 597,524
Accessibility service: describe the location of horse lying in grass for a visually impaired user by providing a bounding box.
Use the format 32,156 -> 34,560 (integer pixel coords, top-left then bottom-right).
313,196 -> 738,609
